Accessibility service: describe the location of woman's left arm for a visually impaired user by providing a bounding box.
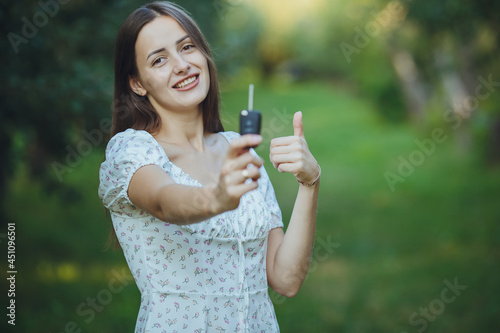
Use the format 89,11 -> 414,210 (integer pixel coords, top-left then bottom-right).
266,111 -> 321,298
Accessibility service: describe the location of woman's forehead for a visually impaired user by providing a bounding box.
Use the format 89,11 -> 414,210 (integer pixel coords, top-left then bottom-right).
136,16 -> 189,56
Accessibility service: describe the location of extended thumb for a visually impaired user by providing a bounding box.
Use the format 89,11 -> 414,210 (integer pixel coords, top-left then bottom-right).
293,111 -> 304,138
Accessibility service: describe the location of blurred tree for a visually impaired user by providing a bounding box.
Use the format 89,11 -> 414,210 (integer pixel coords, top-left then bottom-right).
398,0 -> 500,157
255,0 -> 500,155
0,0 -> 220,221
2,0 -> 499,224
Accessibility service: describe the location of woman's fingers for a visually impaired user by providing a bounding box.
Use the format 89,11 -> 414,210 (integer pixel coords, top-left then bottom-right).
224,165 -> 261,185
222,151 -> 263,177
270,135 -> 319,182
275,161 -> 304,174
270,135 -> 306,148
226,181 -> 259,199
270,152 -> 301,165
269,145 -> 293,156
270,111 -> 320,184
222,134 -> 263,178
215,135 -> 264,211
227,134 -> 262,158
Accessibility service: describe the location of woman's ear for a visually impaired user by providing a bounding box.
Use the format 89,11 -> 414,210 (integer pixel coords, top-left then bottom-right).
129,76 -> 147,96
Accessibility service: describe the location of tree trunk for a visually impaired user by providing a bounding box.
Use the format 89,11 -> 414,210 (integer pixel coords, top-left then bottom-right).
390,48 -> 428,123
434,45 -> 471,152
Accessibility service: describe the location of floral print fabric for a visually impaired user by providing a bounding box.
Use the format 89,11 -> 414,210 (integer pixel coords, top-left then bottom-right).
99,129 -> 283,332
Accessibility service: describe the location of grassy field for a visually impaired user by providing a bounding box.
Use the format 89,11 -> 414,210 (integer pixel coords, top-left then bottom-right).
4,81 -> 500,332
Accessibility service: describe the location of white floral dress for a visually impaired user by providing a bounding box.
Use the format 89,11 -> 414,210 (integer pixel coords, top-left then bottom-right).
98,129 -> 283,332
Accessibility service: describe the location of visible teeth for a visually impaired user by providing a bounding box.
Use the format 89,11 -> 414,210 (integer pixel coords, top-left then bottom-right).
175,76 -> 196,88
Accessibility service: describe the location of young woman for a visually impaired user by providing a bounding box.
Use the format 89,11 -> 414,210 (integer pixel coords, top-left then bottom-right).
98,2 -> 320,332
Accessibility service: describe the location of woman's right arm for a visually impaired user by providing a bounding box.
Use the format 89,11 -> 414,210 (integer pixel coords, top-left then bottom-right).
128,135 -> 263,225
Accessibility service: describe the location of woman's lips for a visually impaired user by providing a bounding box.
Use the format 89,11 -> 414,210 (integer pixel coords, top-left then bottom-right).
173,74 -> 199,91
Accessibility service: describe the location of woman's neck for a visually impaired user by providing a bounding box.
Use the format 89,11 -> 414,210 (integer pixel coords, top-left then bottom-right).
153,106 -> 207,152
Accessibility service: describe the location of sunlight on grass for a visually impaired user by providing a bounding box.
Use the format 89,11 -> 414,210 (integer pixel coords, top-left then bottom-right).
35,261 -> 132,284
6,80 -> 500,332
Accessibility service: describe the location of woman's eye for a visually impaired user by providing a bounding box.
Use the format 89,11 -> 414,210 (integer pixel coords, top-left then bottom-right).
153,57 -> 166,66
182,44 -> 195,51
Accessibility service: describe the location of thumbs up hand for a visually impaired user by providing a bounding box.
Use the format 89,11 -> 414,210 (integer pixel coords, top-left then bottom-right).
293,110 -> 305,138
270,111 -> 320,186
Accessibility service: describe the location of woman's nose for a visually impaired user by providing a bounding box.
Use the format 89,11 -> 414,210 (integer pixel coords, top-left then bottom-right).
172,54 -> 190,74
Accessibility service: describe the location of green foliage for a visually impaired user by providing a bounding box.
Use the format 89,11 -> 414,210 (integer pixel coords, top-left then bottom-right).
2,0 -> 500,331
0,0 -> 220,203
4,81 -> 500,332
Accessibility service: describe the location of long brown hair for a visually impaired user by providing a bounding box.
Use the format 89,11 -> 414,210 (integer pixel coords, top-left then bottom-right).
107,1 -> 224,250
112,1 -> 224,136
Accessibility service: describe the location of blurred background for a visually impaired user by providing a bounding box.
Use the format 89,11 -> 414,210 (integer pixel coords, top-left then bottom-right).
1,0 -> 500,332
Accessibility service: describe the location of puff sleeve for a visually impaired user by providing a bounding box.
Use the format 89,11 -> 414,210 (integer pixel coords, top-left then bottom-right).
98,129 -> 169,216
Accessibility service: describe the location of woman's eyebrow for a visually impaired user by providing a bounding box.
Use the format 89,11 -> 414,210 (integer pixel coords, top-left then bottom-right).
175,35 -> 189,45
146,35 -> 190,60
147,47 -> 166,60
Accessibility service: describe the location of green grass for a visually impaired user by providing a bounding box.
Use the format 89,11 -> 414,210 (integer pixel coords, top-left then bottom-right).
4,81 -> 500,332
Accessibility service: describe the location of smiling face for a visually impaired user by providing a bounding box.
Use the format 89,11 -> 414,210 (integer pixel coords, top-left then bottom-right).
130,15 -> 210,114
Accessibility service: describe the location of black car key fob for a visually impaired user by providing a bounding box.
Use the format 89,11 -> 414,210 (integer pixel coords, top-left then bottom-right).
239,84 -> 261,147
240,109 -> 261,135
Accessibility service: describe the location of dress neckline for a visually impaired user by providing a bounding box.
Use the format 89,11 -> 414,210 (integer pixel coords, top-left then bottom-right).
135,129 -> 234,188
